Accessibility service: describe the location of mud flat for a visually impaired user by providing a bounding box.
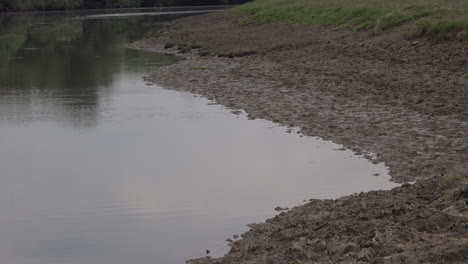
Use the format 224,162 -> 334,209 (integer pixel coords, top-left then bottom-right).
129,11 -> 468,264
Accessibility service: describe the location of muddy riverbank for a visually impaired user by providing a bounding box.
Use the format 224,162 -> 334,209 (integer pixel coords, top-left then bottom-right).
129,11 -> 468,264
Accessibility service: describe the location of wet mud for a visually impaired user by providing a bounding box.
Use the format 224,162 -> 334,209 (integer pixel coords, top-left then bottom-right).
129,12 -> 468,264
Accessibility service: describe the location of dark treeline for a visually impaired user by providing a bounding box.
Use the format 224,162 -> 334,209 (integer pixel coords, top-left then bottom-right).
0,0 -> 251,12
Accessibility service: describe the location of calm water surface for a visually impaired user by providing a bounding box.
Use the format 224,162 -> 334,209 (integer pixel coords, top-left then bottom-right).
0,8 -> 399,264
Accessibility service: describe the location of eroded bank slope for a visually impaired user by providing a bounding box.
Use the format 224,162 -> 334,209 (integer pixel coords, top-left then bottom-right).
129,11 -> 468,264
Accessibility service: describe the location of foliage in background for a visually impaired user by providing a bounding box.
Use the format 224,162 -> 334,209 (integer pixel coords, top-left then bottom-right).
0,0 -> 250,11
2,0 -> 83,11
113,0 -> 141,8
232,0 -> 468,40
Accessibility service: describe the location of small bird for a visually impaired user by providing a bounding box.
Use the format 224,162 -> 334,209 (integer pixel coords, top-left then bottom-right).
206,250 -> 210,255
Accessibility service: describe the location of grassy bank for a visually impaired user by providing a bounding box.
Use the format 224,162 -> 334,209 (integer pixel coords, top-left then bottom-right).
232,0 -> 468,40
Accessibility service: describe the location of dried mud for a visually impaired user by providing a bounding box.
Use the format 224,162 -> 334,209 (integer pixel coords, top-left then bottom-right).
129,11 -> 468,264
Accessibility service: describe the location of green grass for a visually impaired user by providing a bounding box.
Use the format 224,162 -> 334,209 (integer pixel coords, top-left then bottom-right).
232,0 -> 468,40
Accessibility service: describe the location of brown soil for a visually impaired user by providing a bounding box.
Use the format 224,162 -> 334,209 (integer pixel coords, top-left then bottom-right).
129,11 -> 468,264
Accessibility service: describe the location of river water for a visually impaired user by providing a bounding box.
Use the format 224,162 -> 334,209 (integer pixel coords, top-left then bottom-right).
0,7 -> 399,264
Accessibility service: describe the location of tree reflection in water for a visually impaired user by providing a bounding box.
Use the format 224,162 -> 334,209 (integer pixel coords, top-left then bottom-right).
0,11 -> 190,127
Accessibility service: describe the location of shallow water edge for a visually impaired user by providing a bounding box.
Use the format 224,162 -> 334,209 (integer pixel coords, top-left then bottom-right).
128,11 -> 468,264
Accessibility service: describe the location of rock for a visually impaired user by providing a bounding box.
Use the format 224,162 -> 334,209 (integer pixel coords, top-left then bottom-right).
274,206 -> 288,211
164,42 -> 175,49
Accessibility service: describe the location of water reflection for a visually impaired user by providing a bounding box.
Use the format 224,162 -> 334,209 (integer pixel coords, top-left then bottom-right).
0,11 -> 186,127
